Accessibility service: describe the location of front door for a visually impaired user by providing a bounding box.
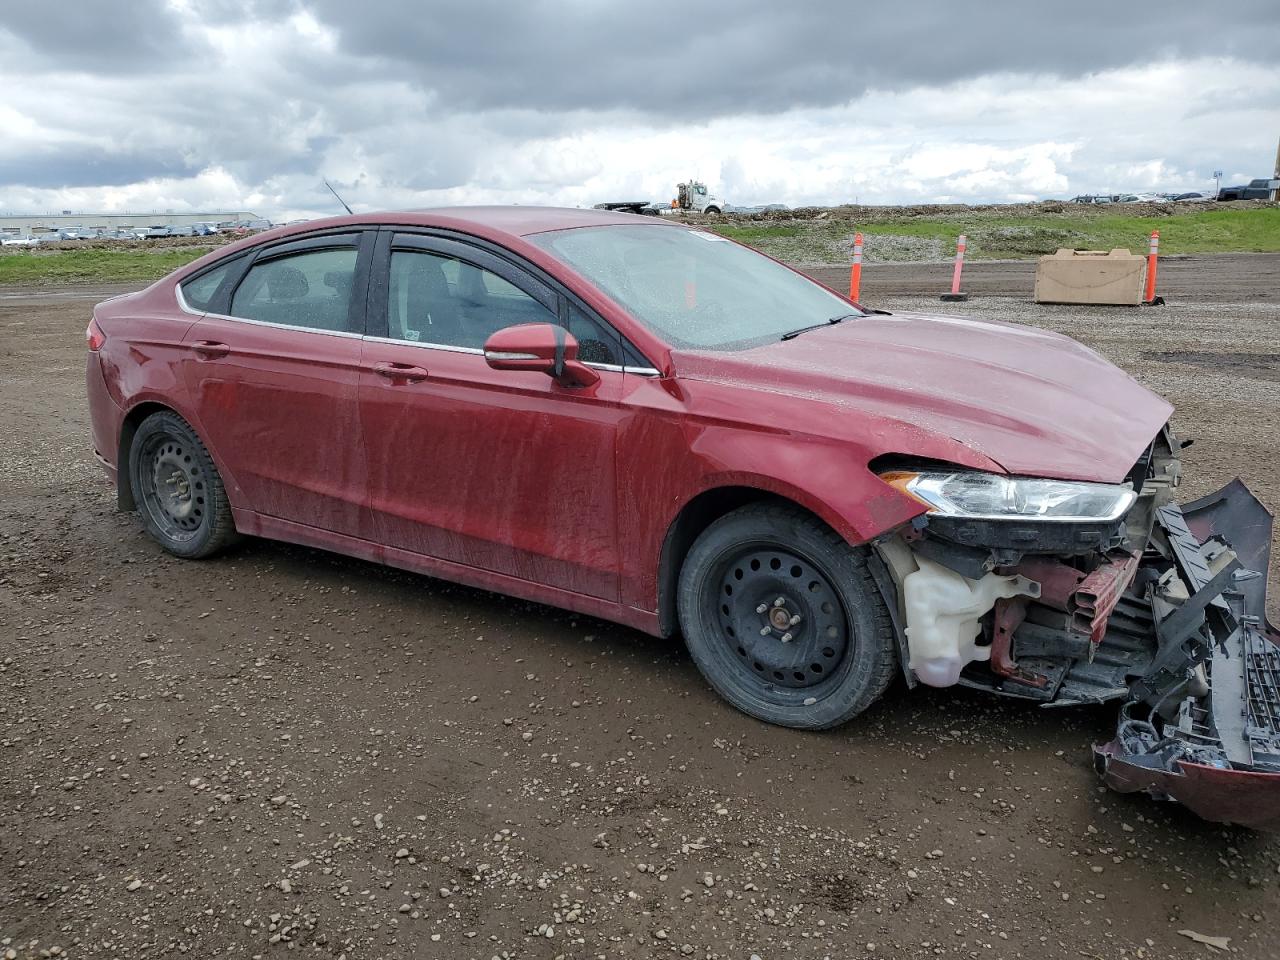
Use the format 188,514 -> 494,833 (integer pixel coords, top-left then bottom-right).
358,233 -> 624,600
181,231 -> 375,538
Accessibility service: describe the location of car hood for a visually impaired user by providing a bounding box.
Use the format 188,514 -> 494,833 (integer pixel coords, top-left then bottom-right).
670,311 -> 1173,483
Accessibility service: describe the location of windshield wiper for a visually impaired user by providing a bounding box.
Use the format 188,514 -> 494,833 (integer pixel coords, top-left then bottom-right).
780,313 -> 860,341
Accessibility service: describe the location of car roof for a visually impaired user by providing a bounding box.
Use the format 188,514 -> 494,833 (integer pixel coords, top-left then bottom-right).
257,206 -> 674,245
419,205 -> 668,236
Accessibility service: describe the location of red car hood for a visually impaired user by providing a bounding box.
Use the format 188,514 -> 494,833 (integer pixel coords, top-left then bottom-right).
671,311 -> 1173,483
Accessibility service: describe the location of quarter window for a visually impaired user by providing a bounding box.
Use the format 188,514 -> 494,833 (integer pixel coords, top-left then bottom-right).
230,247 -> 359,332
565,303 -> 621,366
180,256 -> 242,312
387,250 -> 556,349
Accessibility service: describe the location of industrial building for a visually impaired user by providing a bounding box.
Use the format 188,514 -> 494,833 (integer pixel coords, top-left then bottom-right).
0,211 -> 260,238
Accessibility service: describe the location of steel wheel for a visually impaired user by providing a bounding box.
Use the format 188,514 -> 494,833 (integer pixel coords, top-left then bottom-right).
677,502 -> 897,729
128,410 -> 238,559
137,433 -> 208,542
716,546 -> 850,690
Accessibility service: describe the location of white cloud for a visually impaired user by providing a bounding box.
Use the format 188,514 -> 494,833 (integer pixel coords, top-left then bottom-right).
0,2 -> 1276,222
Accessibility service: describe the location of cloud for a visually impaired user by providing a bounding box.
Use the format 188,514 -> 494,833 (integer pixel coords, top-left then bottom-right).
0,1 -> 1277,217
306,0 -> 1280,115
0,0 -> 192,66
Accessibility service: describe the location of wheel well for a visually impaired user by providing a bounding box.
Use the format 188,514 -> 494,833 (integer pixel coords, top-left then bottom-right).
116,402 -> 175,510
657,487 -> 822,638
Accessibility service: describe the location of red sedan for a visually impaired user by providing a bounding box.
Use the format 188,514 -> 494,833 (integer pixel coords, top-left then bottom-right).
86,207 -> 1279,827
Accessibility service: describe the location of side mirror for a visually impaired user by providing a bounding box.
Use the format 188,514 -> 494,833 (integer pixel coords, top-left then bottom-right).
483,323 -> 600,387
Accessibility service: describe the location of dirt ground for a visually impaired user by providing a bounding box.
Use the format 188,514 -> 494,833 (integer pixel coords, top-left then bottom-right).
2,256 -> 1279,960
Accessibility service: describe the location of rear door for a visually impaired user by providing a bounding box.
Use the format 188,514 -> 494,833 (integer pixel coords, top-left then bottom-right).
358,231 -> 629,600
180,230 -> 376,538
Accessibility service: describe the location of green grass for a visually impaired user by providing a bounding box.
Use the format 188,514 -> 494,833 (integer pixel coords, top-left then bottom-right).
1,207 -> 1275,283
0,247 -> 212,285
713,208 -> 1280,261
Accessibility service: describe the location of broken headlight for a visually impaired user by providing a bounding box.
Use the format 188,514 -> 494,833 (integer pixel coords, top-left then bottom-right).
882,470 -> 1137,523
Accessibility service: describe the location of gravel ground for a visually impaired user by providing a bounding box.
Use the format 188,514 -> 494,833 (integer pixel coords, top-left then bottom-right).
2,259 -> 1279,960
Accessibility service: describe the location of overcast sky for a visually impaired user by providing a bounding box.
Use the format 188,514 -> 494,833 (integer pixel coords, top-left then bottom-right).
1,1 -> 1278,219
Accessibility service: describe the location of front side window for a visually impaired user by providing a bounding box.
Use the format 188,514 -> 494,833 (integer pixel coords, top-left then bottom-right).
230,247 -> 358,332
386,250 -> 556,349
529,224 -> 863,351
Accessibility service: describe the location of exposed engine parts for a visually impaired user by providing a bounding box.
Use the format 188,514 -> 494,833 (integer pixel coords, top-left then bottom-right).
875,427 -> 1280,827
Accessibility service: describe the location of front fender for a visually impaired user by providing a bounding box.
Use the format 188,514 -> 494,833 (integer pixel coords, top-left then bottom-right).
615,399 -> 942,619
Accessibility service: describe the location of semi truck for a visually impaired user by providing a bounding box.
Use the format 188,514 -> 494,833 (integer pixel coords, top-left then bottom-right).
595,179 -> 728,216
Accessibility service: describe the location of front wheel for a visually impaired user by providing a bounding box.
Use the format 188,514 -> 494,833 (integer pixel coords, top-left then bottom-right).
677,503 -> 897,729
128,411 -> 238,559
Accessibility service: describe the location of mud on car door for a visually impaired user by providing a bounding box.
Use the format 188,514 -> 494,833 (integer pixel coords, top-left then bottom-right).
357,230 -> 629,601
179,230 -> 377,539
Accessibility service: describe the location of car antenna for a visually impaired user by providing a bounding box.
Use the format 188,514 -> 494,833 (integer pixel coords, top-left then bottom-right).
323,179 -> 353,215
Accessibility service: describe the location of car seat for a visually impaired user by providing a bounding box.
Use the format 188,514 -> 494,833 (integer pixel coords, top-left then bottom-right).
401,258 -> 463,345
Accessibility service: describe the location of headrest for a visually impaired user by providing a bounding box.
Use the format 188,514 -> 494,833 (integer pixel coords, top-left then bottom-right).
266,265 -> 308,300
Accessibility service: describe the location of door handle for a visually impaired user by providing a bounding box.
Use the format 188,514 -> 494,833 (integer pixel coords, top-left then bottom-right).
371,360 -> 429,383
191,340 -> 230,359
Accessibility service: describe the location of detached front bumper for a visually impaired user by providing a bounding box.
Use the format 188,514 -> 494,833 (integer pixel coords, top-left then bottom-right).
1094,480 -> 1280,830
875,464 -> 1280,830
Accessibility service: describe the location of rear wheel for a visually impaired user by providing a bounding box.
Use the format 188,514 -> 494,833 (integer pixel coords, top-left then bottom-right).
677,503 -> 897,729
128,411 -> 237,559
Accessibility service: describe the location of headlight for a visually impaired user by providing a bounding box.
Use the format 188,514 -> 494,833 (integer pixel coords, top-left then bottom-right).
881,470 -> 1136,522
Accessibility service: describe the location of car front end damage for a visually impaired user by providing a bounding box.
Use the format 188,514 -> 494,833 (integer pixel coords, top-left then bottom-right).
872,426 -> 1280,829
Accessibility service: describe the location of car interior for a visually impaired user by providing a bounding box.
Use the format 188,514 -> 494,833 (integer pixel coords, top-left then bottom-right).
230,252 -> 356,332
386,251 -> 619,363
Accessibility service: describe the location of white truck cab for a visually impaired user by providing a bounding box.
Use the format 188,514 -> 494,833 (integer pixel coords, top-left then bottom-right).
676,180 -> 726,215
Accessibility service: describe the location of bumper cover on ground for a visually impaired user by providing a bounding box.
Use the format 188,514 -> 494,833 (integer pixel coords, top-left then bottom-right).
1094,479 -> 1280,830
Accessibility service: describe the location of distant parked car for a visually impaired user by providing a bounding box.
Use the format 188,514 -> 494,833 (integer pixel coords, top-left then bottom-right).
191,222 -> 219,236
0,235 -> 39,247
142,225 -> 172,238
1217,178 -> 1280,201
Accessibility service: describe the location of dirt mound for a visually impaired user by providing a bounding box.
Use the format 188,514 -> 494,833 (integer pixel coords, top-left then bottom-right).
694,198 -> 1276,225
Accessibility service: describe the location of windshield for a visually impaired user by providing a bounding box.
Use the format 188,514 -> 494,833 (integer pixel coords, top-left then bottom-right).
529,224 -> 862,350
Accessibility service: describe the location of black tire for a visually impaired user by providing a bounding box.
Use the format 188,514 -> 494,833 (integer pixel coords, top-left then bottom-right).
677,503 -> 897,729
703,206 -> 722,216
128,411 -> 238,559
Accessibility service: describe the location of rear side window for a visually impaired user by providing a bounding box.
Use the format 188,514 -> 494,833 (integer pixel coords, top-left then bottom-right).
230,248 -> 359,332
180,257 -> 241,312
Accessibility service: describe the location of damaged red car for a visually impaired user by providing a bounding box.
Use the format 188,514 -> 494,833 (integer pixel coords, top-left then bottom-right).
85,208 -> 1279,828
